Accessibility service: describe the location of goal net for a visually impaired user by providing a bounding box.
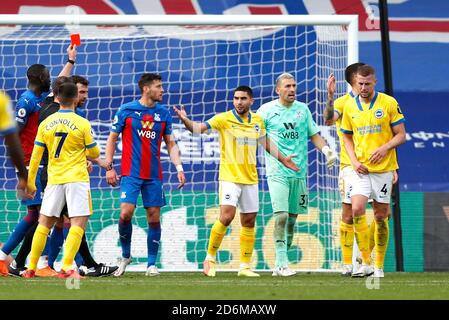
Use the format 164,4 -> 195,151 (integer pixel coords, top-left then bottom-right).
0,15 -> 358,272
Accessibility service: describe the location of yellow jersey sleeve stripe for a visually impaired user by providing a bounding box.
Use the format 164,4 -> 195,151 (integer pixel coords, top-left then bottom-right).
391,118 -> 405,127
86,142 -> 97,149
340,128 -> 353,134
35,141 -> 45,147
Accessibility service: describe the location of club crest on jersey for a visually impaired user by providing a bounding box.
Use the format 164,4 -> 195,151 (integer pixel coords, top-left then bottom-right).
295,110 -> 304,119
254,124 -> 260,132
154,113 -> 161,121
374,109 -> 384,119
18,108 -> 26,117
141,120 -> 155,129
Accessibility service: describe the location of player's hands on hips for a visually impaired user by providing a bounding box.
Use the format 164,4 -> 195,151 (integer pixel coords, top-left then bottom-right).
369,145 -> 388,164
327,73 -> 336,97
173,105 -> 187,120
106,168 -> 119,187
67,44 -> 77,61
282,155 -> 300,172
353,160 -> 369,175
177,171 -> 186,189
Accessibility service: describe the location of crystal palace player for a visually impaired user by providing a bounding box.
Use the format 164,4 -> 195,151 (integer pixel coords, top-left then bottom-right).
0,45 -> 77,276
105,73 -> 185,277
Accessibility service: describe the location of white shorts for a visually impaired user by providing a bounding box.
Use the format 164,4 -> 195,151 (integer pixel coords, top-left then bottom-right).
40,182 -> 92,218
347,169 -> 394,204
219,181 -> 259,213
339,166 -> 373,204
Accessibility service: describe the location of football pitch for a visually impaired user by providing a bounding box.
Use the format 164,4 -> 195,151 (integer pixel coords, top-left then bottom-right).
1,272 -> 449,300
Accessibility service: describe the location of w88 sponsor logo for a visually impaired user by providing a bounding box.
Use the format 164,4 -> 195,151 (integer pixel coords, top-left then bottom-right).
138,129 -> 156,139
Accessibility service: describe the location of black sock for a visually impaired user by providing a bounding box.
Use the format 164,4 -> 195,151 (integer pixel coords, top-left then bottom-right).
78,234 -> 98,269
15,221 -> 39,268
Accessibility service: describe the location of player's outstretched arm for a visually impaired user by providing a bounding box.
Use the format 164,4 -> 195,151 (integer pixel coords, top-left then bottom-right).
163,134 -> 186,189
104,132 -> 120,187
324,73 -> 339,126
258,135 -> 299,172
57,44 -> 77,78
310,134 -> 337,169
173,105 -> 208,134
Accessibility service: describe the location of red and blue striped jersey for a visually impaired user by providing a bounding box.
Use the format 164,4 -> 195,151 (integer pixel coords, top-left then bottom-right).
111,100 -> 173,180
15,89 -> 50,165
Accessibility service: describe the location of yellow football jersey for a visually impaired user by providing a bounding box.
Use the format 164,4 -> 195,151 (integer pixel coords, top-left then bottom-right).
334,92 -> 355,168
340,92 -> 405,172
0,91 -> 16,135
206,109 -> 265,184
31,109 -> 100,185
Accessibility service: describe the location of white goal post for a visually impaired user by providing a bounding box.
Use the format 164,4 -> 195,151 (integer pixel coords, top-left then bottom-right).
0,14 -> 358,272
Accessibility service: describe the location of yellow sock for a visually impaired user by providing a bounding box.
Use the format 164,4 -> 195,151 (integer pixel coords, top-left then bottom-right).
62,225 -> 84,272
369,220 -> 376,254
240,226 -> 255,265
29,224 -> 50,271
207,220 -> 228,258
340,221 -> 354,265
353,215 -> 370,264
374,218 -> 389,269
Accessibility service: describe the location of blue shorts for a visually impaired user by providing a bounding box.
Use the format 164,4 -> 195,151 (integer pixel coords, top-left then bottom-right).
120,176 -> 166,208
20,167 -> 43,206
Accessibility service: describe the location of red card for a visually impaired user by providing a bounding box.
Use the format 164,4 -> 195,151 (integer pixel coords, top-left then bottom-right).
70,34 -> 81,46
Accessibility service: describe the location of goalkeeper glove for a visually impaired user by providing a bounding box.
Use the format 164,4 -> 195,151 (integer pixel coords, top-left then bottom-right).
322,145 -> 337,169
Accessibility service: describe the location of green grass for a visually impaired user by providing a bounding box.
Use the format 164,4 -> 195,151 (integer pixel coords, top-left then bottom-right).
1,272 -> 449,300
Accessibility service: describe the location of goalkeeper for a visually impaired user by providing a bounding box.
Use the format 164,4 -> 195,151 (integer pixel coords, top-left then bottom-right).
174,85 -> 299,277
257,73 -> 337,277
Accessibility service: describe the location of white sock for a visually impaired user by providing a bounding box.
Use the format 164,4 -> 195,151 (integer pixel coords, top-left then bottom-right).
37,255 -> 49,269
239,263 -> 249,270
206,254 -> 215,261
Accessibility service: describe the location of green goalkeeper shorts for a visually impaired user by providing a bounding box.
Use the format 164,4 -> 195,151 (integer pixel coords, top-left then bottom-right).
267,176 -> 308,214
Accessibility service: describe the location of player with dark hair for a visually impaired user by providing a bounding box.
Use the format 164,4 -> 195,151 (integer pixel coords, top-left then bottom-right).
0,45 -> 77,276
22,82 -> 101,278
9,76 -> 117,277
105,73 -> 186,277
174,85 -> 299,277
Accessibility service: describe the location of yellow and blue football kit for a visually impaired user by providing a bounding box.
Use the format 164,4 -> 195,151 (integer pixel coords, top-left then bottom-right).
204,109 -> 265,271
27,109 -> 100,273
334,92 -> 355,169
28,109 -> 99,187
206,109 -> 265,184
340,91 -> 405,173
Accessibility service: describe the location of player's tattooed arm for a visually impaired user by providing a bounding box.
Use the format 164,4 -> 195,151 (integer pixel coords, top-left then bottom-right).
324,73 -> 336,125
